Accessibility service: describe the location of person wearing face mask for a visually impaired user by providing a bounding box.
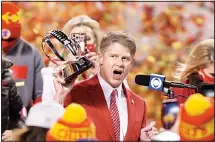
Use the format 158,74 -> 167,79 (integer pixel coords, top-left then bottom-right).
172,39 -> 214,103
55,31 -> 158,141
41,15 -> 100,103
61,15 -> 101,77
2,2 -> 45,112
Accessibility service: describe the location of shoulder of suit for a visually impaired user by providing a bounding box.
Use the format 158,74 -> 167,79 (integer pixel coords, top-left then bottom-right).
72,77 -> 93,90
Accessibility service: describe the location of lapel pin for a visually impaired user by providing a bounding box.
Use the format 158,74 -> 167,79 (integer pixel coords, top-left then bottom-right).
131,100 -> 134,104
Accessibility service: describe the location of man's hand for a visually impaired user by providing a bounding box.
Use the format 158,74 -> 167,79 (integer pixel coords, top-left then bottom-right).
140,121 -> 158,141
86,52 -> 99,76
53,73 -> 77,105
2,130 -> 13,141
86,52 -> 97,62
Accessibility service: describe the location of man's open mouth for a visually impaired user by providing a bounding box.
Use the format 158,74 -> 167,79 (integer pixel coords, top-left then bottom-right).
113,69 -> 123,80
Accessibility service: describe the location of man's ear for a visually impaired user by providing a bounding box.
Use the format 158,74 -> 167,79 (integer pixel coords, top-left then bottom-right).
128,58 -> 135,71
131,58 -> 135,67
98,52 -> 104,65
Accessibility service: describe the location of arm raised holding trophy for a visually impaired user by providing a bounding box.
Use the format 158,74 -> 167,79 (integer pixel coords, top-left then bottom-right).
41,29 -> 95,104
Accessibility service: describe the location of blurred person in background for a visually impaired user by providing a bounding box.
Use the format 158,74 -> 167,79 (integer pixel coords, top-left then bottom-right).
6,102 -> 65,141
154,38 -> 214,141
172,39 -> 214,103
2,2 -> 45,112
58,31 -> 158,141
2,57 -> 25,141
62,14 -> 101,74
46,103 -> 97,141
41,15 -> 100,103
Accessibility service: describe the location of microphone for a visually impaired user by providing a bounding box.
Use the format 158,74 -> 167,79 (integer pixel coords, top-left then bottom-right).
135,74 -> 198,91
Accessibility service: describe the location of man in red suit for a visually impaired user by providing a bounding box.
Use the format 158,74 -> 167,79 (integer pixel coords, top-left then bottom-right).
55,31 -> 157,141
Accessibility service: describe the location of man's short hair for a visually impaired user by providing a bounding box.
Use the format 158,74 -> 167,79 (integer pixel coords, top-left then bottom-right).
100,31 -> 136,57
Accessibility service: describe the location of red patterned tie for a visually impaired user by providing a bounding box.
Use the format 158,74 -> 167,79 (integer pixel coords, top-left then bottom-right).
110,89 -> 120,141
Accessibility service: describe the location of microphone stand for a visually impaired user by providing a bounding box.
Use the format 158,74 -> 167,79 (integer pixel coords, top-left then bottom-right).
163,88 -> 175,99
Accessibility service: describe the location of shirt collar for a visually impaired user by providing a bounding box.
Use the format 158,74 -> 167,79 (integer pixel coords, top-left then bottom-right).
97,72 -> 122,101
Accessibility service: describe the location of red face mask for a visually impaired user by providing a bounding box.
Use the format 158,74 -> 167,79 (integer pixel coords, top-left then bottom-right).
200,69 -> 214,84
86,44 -> 96,52
2,39 -> 18,53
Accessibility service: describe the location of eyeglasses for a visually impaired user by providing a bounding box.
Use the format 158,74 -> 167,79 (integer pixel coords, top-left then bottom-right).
70,33 -> 91,43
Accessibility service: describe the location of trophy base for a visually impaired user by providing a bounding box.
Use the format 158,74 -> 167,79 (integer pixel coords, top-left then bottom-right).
62,56 -> 94,82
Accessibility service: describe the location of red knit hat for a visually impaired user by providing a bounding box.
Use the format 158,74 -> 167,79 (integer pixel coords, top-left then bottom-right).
46,103 -> 96,141
179,93 -> 214,141
2,2 -> 21,53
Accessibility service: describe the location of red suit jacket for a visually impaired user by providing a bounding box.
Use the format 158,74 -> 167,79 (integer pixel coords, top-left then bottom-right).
64,75 -> 147,141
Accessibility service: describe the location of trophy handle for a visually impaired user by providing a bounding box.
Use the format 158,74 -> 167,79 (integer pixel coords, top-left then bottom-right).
42,29 -> 81,62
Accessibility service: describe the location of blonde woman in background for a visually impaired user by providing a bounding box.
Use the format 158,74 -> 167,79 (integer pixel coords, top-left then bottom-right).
152,39 -> 214,141
41,15 -> 101,103
172,39 -> 214,103
61,15 -> 101,76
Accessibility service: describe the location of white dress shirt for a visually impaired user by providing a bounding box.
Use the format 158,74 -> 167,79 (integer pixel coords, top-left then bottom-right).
97,73 -> 128,141
41,67 -> 56,103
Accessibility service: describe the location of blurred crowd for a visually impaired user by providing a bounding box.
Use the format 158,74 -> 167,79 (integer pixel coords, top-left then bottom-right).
1,1 -> 214,141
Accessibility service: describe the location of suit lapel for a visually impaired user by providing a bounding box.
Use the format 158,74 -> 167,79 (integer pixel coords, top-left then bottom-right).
124,86 -> 136,141
87,75 -> 115,140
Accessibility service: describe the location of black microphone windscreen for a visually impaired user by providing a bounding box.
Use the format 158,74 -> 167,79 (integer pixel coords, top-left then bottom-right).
135,75 -> 150,86
198,82 -> 214,97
